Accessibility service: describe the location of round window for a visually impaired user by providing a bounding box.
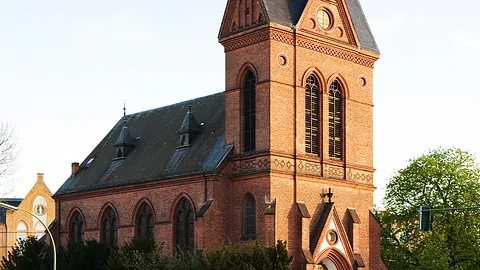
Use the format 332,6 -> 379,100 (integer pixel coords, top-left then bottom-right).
317,10 -> 332,30
36,205 -> 46,215
326,230 -> 338,245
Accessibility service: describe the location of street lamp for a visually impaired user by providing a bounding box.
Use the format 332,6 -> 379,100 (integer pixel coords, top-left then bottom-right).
0,202 -> 56,270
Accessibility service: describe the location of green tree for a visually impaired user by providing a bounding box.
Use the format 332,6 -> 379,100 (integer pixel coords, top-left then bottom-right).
1,236 -> 48,270
380,147 -> 480,270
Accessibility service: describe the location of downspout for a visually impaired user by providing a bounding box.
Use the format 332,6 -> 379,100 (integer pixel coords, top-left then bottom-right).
203,173 -> 207,203
293,24 -> 298,202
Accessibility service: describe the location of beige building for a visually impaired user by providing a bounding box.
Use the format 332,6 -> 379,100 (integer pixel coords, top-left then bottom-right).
0,173 -> 55,259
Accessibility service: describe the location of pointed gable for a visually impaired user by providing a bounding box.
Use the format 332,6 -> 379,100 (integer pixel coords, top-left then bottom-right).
218,0 -> 269,38
293,0 -> 378,53
310,203 -> 355,266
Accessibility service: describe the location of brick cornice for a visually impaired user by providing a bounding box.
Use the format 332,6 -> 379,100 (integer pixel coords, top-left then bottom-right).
56,174 -> 222,202
220,26 -> 377,67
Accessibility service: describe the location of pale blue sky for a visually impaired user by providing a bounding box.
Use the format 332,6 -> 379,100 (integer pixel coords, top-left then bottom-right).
1,1 -> 479,206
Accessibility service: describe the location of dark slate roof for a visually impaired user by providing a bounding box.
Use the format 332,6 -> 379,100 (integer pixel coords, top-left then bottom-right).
345,0 -> 379,53
263,0 -> 379,53
0,198 -> 23,224
263,0 -> 294,27
55,92 -> 232,196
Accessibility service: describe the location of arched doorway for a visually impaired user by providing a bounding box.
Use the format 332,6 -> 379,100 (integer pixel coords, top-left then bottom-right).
315,249 -> 351,270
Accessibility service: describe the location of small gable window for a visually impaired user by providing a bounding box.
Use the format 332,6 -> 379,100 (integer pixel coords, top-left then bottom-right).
116,149 -> 123,159
136,202 -> 154,239
101,207 -> 118,248
175,198 -> 195,251
328,80 -> 343,159
243,70 -> 256,152
305,74 -> 320,155
69,211 -> 85,243
243,193 -> 256,238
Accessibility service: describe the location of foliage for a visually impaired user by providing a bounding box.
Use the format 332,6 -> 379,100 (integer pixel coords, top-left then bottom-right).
381,147 -> 480,269
0,121 -> 19,196
1,236 -> 48,270
57,240 -> 110,270
1,237 -> 291,270
106,237 -> 167,270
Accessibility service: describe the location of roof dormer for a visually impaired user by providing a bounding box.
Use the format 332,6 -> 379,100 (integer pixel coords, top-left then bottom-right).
177,105 -> 201,148
114,117 -> 135,159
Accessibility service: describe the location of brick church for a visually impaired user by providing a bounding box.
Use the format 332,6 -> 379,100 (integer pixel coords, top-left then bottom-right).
53,0 -> 385,269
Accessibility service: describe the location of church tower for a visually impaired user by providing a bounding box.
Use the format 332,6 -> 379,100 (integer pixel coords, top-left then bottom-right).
219,0 -> 383,269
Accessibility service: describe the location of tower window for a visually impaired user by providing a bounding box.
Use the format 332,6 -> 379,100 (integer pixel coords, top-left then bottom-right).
175,198 -> 195,251
100,207 -> 118,248
136,202 -> 154,239
244,70 -> 256,152
305,75 -> 320,154
328,80 -> 343,159
243,193 -> 256,238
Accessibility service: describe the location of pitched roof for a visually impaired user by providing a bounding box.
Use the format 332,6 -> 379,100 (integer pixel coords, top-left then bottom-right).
310,202 -> 333,252
0,198 -> 23,224
344,0 -> 379,53
55,92 -> 232,196
263,0 -> 379,53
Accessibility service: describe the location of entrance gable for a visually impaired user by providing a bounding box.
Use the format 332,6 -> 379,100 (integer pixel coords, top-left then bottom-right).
311,204 -> 355,268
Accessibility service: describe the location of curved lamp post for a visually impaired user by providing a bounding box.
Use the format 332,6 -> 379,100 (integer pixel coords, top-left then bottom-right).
0,202 -> 56,270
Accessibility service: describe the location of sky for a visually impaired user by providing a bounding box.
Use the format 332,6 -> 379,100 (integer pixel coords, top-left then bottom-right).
0,0 -> 479,206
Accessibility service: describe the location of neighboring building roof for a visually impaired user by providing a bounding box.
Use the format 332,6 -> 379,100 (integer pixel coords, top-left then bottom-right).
0,198 -> 23,224
264,0 -> 379,53
55,92 -> 232,196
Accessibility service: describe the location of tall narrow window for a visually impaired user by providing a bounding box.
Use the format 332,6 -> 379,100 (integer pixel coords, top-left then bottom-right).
136,202 -> 154,239
329,80 -> 343,159
243,194 -> 256,238
175,198 -> 195,251
305,75 -> 320,154
101,207 -> 118,248
69,211 -> 85,243
244,70 -> 256,152
16,222 -> 27,241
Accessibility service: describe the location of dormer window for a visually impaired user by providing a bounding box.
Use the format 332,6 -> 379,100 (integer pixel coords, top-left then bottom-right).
113,118 -> 135,160
177,105 -> 201,148
116,149 -> 123,159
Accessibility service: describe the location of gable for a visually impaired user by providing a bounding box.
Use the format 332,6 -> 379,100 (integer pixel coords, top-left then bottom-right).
296,0 -> 357,48
294,0 -> 379,53
311,204 -> 355,266
219,0 -> 269,38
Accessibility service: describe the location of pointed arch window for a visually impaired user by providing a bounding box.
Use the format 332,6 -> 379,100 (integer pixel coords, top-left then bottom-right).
136,202 -> 154,239
305,75 -> 320,154
243,193 -> 256,238
100,207 -> 118,248
244,70 -> 256,152
69,211 -> 85,243
329,80 -> 343,159
175,198 -> 195,251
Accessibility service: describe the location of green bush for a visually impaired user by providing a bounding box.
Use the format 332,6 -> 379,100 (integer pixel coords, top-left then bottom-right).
106,237 -> 167,270
1,237 -> 292,270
